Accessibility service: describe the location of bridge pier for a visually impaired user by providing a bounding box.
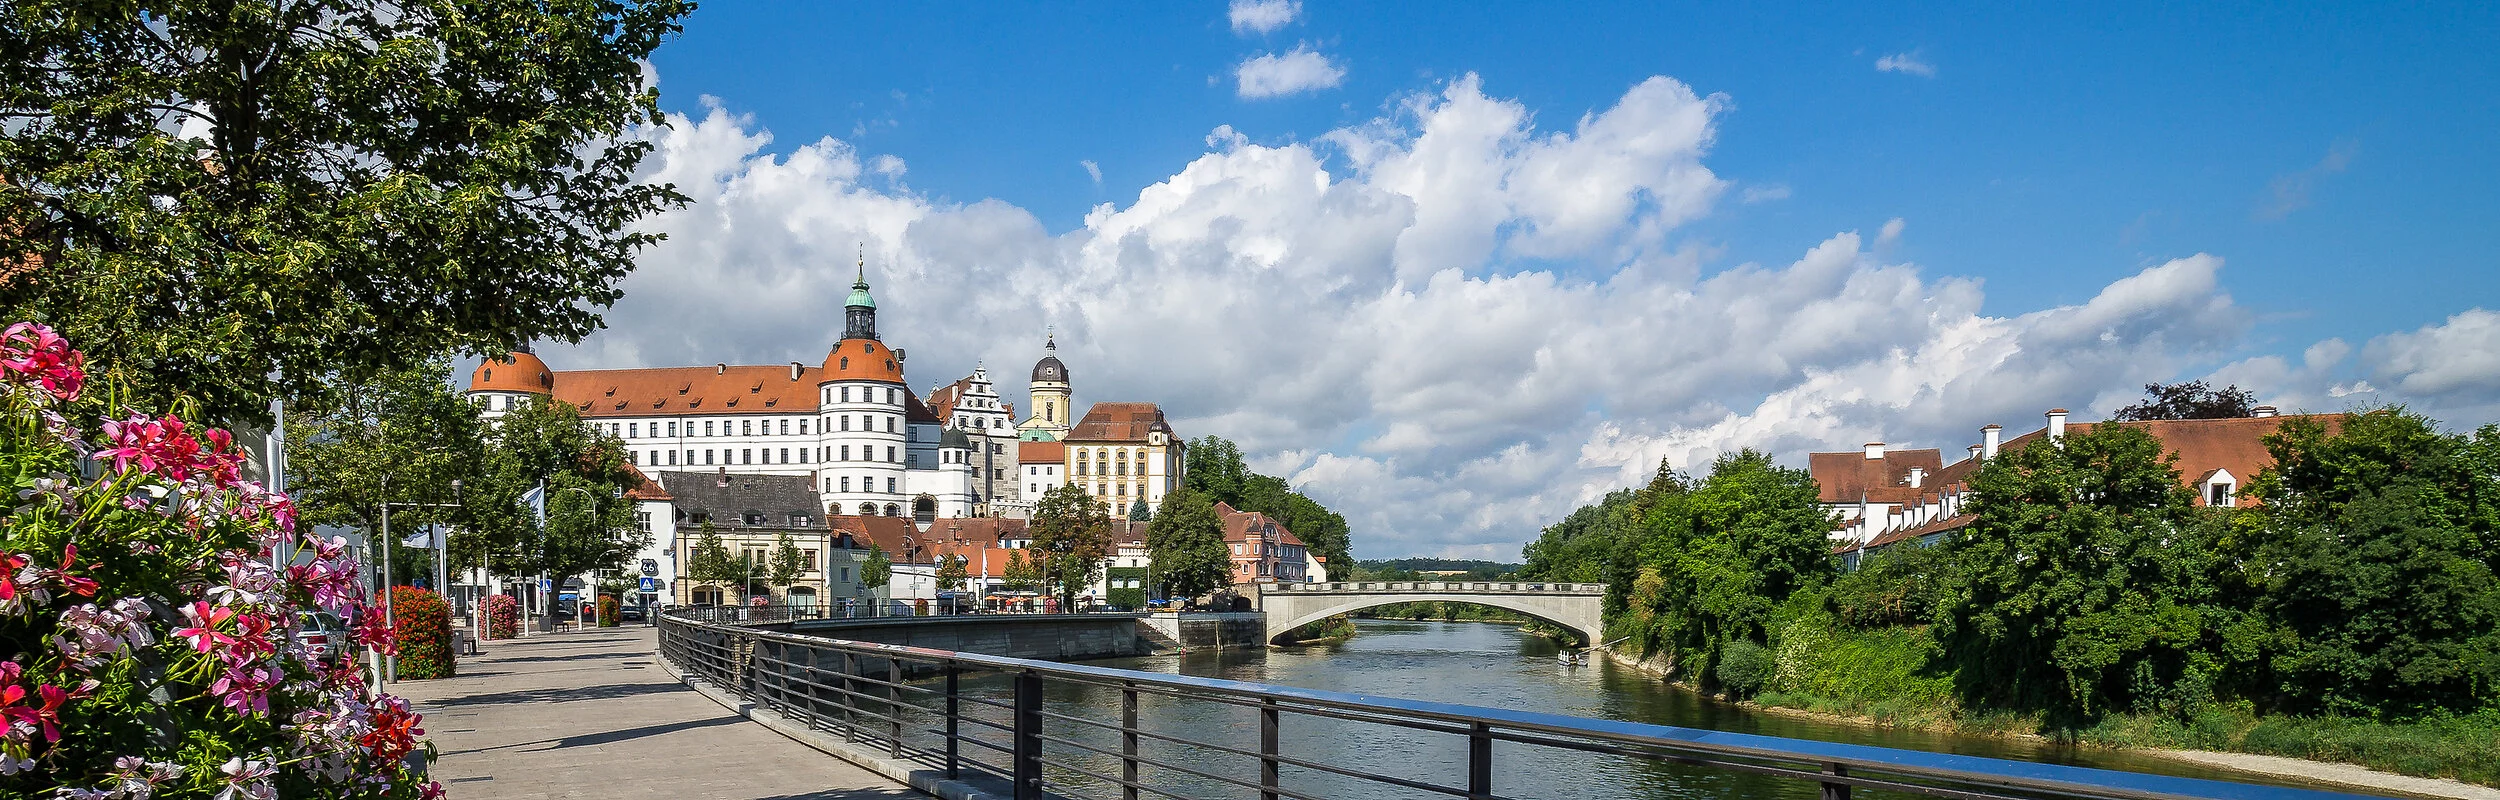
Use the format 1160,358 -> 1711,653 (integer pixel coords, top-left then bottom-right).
1255,581 -> 1608,646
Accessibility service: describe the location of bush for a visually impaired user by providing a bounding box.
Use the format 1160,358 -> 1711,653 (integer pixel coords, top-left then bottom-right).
389,587 -> 455,679
1107,587 -> 1145,611
1718,640 -> 1774,698
597,594 -> 621,627
487,594 -> 522,639
0,322 -> 438,798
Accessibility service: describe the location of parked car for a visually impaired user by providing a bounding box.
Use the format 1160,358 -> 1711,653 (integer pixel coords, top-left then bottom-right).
295,612 -> 351,668
617,605 -> 645,622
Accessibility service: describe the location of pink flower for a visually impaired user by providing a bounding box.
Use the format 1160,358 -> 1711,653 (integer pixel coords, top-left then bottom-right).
45,544 -> 98,598
93,412 -> 248,488
0,322 -> 84,401
211,661 -> 281,716
175,602 -> 237,654
351,609 -> 398,656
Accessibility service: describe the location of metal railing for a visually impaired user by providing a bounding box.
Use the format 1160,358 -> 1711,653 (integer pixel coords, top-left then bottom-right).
1267,581 -> 1605,594
668,602 -> 1139,626
656,610 -> 2378,800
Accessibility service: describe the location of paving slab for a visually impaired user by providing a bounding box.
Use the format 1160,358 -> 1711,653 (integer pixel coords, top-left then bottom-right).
395,625 -> 921,800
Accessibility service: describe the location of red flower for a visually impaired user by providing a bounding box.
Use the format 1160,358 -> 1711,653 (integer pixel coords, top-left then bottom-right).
0,322 -> 85,401
175,602 -> 238,654
48,544 -> 98,597
358,697 -> 424,762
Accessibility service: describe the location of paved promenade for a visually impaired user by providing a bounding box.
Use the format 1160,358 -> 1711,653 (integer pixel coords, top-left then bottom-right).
395,625 -> 919,800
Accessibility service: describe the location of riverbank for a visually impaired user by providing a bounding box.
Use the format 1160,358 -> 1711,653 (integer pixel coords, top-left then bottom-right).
1594,645 -> 2500,798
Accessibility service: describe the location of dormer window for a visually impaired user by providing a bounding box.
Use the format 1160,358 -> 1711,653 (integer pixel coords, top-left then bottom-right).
2200,468 -> 2239,508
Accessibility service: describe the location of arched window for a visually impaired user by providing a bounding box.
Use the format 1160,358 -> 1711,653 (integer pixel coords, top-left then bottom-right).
883,503 -> 900,517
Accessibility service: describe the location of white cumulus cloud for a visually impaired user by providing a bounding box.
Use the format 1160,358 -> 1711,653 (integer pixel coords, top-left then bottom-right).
545,74 -> 2490,561
1228,0 -> 1300,36
1235,45 -> 1346,99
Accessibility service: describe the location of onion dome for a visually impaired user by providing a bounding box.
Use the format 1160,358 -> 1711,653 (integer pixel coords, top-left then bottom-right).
819,338 -> 904,384
469,349 -> 554,394
1031,332 -> 1069,383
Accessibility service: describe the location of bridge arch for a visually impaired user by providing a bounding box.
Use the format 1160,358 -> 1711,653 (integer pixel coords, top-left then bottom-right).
1258,583 -> 1607,647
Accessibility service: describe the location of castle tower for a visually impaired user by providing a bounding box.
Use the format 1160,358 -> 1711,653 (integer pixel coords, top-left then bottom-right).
818,257 -> 908,516
1017,331 -> 1073,442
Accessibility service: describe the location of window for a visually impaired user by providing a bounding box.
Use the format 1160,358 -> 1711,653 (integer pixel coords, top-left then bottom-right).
886,446 -> 897,462
799,420 -> 809,435
779,420 -> 789,436
629,423 -> 639,438
840,566 -> 851,582
888,388 -> 898,404
1076,461 -> 1087,477
886,477 -> 897,493
841,477 -> 851,492
841,386 -> 851,402
635,511 -> 651,533
887,416 -> 896,433
993,443 -> 1003,454
669,450 -> 678,465
741,420 -> 752,436
841,445 -> 851,461
780,448 -> 790,463
705,450 -> 715,465
802,549 -> 818,572
668,422 -> 677,437
741,449 -> 752,464
705,421 -> 715,436
841,416 -> 851,431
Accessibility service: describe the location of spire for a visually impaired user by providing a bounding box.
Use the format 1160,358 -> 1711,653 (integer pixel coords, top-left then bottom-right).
843,244 -> 879,339
1045,325 -> 1056,351
854,243 -> 867,289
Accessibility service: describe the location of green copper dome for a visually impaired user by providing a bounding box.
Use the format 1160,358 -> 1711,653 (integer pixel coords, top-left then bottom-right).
845,284 -> 876,309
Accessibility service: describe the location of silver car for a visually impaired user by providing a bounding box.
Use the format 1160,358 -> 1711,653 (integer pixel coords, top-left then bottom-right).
295,611 -> 351,668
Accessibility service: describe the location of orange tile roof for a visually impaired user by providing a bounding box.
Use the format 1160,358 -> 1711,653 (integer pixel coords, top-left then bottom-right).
1996,414 -> 2341,507
1215,502 -> 1306,547
545,363 -> 821,417
1018,440 -> 1066,463
820,338 -> 906,383
1068,402 -> 1174,443
622,462 -> 672,501
469,351 -> 555,394
1807,448 -> 1946,504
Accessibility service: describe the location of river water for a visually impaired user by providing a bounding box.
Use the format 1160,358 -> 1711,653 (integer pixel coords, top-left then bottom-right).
986,619 -> 2352,800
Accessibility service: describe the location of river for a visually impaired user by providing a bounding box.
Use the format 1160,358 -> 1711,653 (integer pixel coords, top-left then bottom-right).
988,618 -> 2358,800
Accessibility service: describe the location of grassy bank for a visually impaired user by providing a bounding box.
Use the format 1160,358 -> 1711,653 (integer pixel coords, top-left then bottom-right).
1711,613 -> 2500,787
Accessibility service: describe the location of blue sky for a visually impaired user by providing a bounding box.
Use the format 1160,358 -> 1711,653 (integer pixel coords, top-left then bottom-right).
558,1 -> 2500,558
647,2 -> 2497,351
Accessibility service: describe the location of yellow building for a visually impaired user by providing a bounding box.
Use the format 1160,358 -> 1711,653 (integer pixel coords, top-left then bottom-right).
1062,402 -> 1184,519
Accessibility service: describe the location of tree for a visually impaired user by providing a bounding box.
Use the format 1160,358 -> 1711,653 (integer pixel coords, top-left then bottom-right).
1147,487 -> 1233,604
0,0 -> 694,424
768,531 -> 806,595
2242,410 -> 2500,718
2111,381 -> 2259,421
935,554 -> 969,593
1935,424 -> 2212,725
685,523 -> 739,599
860,545 -> 893,593
1620,451 -> 1833,691
1030,484 -> 1114,611
1002,549 -> 1042,592
283,360 -> 485,578
472,399 -> 647,597
1128,498 -> 1153,522
1183,435 -> 1249,503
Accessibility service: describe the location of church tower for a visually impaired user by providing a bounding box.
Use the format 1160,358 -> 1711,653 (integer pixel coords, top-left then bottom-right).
1018,332 -> 1073,441
843,255 -> 878,341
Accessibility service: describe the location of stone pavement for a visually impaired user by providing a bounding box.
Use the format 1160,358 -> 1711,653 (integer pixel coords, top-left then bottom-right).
393,625 -> 921,800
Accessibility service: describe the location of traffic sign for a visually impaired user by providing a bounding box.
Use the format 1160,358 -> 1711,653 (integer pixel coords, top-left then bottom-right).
539,578 -> 553,591
639,577 -> 659,592
640,559 -> 659,576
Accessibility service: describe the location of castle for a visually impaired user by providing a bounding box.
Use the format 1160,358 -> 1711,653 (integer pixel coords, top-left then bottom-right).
465,261 -> 1184,524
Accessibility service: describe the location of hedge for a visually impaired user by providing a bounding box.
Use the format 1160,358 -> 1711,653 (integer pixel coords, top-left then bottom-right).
389,586 -> 455,679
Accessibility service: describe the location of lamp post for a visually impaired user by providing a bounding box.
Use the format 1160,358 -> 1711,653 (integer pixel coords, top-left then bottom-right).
374,474 -> 462,685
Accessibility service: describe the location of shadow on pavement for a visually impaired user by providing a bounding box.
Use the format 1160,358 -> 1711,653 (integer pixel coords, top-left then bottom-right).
470,650 -> 641,666
429,680 -> 685,707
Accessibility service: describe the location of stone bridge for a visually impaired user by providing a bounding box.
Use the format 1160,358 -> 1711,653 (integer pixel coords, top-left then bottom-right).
1256,581 -> 1608,646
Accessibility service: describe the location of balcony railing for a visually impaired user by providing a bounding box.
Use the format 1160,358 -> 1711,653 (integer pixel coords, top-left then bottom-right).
656,608 -> 2375,800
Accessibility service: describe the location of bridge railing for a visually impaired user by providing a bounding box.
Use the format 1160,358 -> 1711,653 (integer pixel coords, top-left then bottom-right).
1267,581 -> 1606,593
656,610 -> 2373,800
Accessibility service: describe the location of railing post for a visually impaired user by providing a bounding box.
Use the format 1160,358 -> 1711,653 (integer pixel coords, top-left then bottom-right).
1822,762 -> 1850,800
1014,670 -> 1043,800
1122,680 -> 1140,800
1468,721 -> 1492,800
886,655 -> 903,758
840,651 -> 858,741
944,665 -> 961,780
1259,697 -> 1280,800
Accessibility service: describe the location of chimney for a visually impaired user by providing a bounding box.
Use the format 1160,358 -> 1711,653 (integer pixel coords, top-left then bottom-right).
1864,442 -> 1885,460
1968,444 -> 1983,462
1981,424 -> 2003,459
2046,409 -> 2069,441
790,362 -> 803,380
2252,405 -> 2278,418
1907,467 -> 1926,488
715,363 -> 727,375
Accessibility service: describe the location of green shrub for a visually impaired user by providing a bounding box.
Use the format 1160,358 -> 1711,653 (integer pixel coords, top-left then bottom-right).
1107,587 -> 1145,610
390,587 -> 455,679
1717,640 -> 1774,698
